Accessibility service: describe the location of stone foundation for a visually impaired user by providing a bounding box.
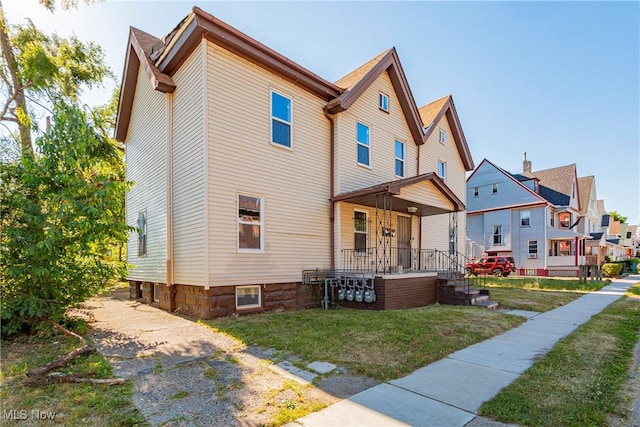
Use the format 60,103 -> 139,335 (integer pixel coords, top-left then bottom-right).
129,280 -> 319,319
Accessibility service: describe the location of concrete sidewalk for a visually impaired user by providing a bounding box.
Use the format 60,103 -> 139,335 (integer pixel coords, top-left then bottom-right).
290,276 -> 638,427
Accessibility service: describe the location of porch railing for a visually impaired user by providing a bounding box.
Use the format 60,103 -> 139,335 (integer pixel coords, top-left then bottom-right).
341,247 -> 469,275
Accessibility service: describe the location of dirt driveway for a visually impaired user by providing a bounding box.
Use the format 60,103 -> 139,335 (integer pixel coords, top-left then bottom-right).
85,288 -> 378,426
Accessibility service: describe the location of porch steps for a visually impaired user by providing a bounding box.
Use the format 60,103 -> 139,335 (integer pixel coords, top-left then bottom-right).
436,275 -> 499,310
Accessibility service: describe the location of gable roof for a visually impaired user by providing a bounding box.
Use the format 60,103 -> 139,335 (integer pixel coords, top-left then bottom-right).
467,158 -> 548,204
529,164 -> 577,198
577,176 -> 595,215
116,6 -> 343,142
418,95 -> 474,171
326,48 -> 425,145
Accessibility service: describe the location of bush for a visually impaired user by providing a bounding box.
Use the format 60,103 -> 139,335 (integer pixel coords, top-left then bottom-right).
602,263 -> 623,278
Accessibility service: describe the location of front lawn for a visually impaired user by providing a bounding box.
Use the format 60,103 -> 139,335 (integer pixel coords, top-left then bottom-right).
480,285 -> 640,426
205,306 -> 524,381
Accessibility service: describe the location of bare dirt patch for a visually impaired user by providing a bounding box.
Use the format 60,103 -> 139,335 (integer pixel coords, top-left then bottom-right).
85,288 -> 378,426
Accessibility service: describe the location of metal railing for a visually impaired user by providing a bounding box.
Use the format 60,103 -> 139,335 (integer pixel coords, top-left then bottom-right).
341,247 -> 469,275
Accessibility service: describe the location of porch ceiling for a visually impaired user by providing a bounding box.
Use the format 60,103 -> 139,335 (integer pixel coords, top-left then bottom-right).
332,173 -> 464,216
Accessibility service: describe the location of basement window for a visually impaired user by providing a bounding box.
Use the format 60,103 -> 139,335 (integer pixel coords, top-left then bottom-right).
236,285 -> 261,309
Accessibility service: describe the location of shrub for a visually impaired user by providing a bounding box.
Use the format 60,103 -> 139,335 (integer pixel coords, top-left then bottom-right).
602,263 -> 623,278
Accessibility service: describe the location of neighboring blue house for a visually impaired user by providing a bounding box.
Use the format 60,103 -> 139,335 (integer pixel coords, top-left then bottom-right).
465,155 -> 590,276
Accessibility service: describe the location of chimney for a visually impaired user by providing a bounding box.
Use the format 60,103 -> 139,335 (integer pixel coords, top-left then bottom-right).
523,152 -> 532,174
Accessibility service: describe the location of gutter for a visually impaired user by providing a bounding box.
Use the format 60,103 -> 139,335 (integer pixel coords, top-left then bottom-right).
323,108 -> 336,270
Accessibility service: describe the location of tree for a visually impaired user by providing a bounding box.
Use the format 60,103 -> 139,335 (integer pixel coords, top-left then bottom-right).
608,211 -> 628,224
0,99 -> 131,336
0,0 -> 111,159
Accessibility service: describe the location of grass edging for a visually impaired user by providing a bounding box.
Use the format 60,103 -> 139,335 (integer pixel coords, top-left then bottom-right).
479,292 -> 640,426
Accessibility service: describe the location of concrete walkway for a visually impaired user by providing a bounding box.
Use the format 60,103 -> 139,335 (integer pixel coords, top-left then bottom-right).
290,276 -> 639,427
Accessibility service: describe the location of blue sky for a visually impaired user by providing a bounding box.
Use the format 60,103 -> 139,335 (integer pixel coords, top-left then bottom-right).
5,0 -> 639,224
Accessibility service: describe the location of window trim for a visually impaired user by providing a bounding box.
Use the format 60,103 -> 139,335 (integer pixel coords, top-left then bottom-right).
235,285 -> 262,310
473,187 -> 479,198
437,160 -> 446,180
270,89 -> 293,150
354,209 -> 369,253
439,129 -> 446,144
356,121 -> 371,168
394,140 -> 405,178
559,211 -> 571,229
492,183 -> 498,194
237,193 -> 265,253
137,209 -> 147,257
493,225 -> 503,245
379,92 -> 389,112
528,240 -> 538,259
520,210 -> 531,227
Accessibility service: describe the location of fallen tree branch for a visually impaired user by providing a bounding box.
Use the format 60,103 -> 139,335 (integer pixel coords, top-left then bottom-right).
26,345 -> 95,378
25,374 -> 126,386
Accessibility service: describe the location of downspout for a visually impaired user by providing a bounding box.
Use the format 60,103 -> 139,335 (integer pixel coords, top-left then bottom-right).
323,108 -> 336,269
166,92 -> 175,310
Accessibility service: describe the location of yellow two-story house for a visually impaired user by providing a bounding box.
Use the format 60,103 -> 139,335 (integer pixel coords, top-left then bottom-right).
116,7 -> 474,318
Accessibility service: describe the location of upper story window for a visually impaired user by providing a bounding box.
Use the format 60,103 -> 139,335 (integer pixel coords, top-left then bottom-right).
473,187 -> 479,198
137,209 -> 147,257
559,212 -> 571,228
520,210 -> 531,227
395,140 -> 405,177
356,122 -> 370,167
492,183 -> 498,194
271,91 -> 292,148
379,92 -> 389,112
438,160 -> 446,180
238,194 -> 264,252
493,225 -> 503,245
439,129 -> 446,144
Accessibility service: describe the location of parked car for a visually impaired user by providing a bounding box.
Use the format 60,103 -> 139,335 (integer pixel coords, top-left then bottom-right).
466,256 -> 516,277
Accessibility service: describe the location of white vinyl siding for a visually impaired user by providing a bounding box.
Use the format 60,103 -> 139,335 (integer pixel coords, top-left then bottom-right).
206,42 -> 331,287
336,71 -> 416,194
125,66 -> 167,282
172,44 -> 206,285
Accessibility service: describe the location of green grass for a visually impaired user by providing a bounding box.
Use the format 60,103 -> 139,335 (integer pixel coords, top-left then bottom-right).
205,306 -> 524,381
626,282 -> 640,297
474,277 -> 610,312
0,324 -> 146,426
479,296 -> 640,426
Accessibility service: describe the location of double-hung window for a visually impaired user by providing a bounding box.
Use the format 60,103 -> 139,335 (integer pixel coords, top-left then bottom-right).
559,212 -> 571,228
528,240 -> 538,258
520,210 -> 531,227
137,209 -> 147,257
357,122 -> 370,167
354,211 -> 368,253
395,140 -> 405,177
438,160 -> 446,180
238,194 -> 264,252
271,91 -> 292,148
493,225 -> 503,245
473,187 -> 479,197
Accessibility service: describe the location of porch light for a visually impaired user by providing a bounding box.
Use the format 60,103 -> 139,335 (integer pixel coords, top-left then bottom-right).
407,206 -> 418,214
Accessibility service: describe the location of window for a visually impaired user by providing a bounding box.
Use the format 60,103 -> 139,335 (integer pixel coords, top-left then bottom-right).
354,210 -> 368,252
357,122 -> 370,166
520,210 -> 531,227
438,160 -> 446,180
550,240 -> 573,256
153,283 -> 160,303
493,225 -> 502,245
395,140 -> 405,177
528,240 -> 538,258
492,183 -> 498,194
236,285 -> 261,309
559,212 -> 571,228
271,91 -> 292,148
379,92 -> 389,112
439,129 -> 446,143
137,210 -> 147,257
238,194 -> 264,251
473,187 -> 479,198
